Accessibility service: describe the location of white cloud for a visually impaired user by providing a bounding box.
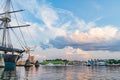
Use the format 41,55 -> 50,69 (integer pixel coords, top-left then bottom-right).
67,25 -> 119,44
14,0 -> 120,52
37,5 -> 58,27
33,46 -> 91,60
64,47 -> 91,60
13,0 -> 98,42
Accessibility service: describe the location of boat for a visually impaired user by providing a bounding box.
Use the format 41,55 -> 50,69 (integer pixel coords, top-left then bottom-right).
0,0 -> 30,67
24,59 -> 33,67
35,60 -> 40,67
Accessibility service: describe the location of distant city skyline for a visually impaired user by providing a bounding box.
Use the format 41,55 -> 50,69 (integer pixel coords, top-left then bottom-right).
1,0 -> 120,60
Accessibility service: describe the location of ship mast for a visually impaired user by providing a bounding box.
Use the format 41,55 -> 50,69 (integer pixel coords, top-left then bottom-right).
0,0 -> 29,53
2,0 -> 11,47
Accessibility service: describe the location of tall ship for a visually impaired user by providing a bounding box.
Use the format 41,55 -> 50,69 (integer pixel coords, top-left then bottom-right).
0,0 -> 29,67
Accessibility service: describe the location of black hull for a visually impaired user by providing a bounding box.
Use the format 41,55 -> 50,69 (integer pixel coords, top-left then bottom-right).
2,54 -> 20,64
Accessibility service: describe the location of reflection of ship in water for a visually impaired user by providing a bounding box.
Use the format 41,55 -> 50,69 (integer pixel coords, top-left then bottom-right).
0,66 -> 39,80
0,0 -> 30,67
25,67 -> 30,80
0,67 -> 16,80
24,66 -> 39,80
0,68 -> 4,79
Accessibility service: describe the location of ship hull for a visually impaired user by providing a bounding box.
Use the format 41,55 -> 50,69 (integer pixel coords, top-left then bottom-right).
2,54 -> 20,67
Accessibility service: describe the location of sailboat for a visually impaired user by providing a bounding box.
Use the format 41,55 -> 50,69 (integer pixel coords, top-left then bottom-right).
0,0 -> 29,67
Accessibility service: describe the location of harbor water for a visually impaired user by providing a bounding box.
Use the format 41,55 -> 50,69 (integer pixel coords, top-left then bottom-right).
0,65 -> 120,80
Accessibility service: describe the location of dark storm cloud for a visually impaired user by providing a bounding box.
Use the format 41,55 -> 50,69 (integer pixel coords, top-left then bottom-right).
48,36 -> 120,51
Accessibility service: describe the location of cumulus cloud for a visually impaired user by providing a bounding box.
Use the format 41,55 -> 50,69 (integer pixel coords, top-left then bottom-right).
15,0 -> 120,51
49,26 -> 120,51
64,47 -> 91,60
69,26 -> 119,44
32,46 -> 91,60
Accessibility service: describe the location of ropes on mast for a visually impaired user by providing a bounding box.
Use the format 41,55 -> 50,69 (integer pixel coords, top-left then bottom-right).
10,1 -> 28,48
11,0 -> 37,50
11,28 -> 25,49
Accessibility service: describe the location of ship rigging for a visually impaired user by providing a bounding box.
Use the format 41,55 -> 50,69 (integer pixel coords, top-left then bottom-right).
0,0 -> 32,66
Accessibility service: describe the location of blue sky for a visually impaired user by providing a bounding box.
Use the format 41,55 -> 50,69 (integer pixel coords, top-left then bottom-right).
1,0 -> 120,60
14,0 -> 120,26
47,0 -> 120,27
